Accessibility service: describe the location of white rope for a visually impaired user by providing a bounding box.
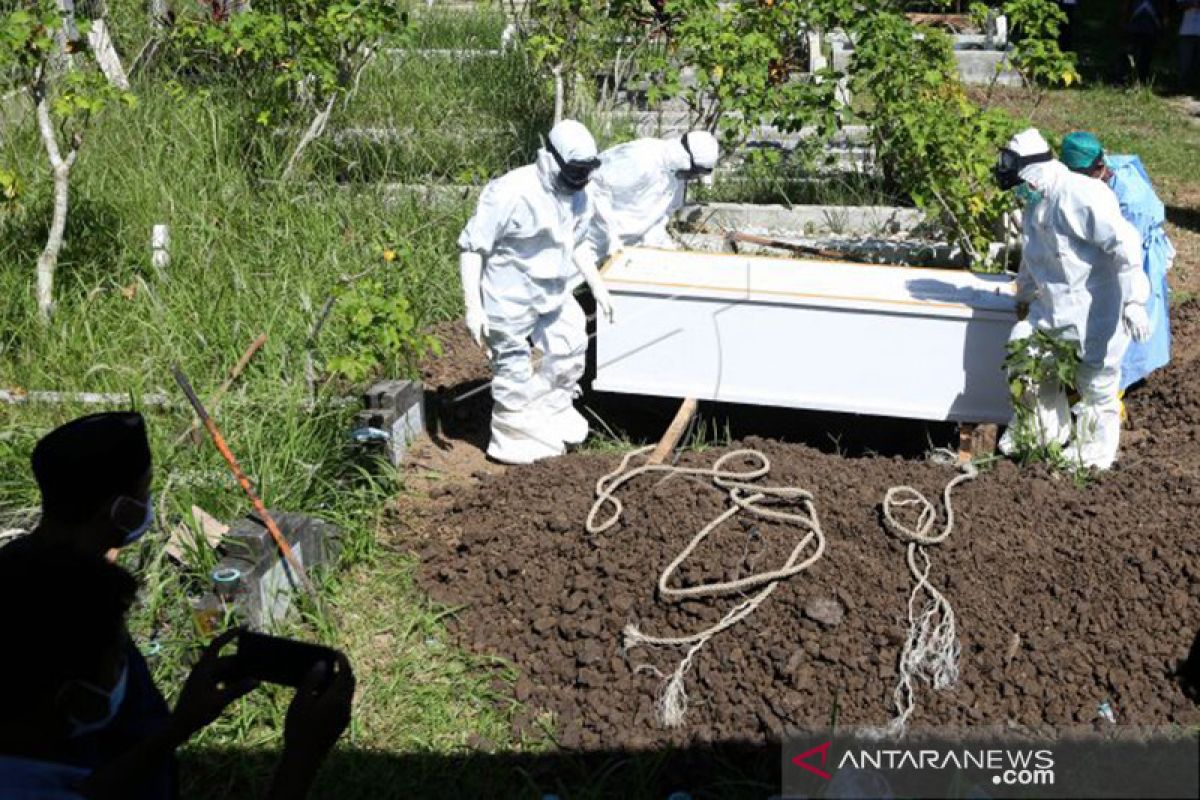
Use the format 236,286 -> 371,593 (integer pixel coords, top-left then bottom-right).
586,445 -> 825,727
872,448 -> 978,739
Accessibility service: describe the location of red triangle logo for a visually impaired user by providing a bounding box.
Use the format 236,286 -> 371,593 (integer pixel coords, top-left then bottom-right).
791,741 -> 833,780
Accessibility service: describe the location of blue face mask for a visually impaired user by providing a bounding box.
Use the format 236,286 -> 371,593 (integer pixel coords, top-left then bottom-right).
65,662 -> 129,738
1014,183 -> 1042,207
112,494 -> 154,545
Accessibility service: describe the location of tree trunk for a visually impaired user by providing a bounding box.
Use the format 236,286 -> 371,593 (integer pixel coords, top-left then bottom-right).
280,93 -> 337,181
37,162 -> 71,323
552,64 -> 564,124
87,18 -> 130,90
148,0 -> 168,28
34,93 -> 77,324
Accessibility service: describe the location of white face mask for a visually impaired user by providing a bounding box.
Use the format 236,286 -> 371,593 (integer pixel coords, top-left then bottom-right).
65,662 -> 129,738
111,494 -> 154,545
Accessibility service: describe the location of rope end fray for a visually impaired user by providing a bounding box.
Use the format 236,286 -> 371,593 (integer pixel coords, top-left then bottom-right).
587,446 -> 826,729
878,448 -> 978,738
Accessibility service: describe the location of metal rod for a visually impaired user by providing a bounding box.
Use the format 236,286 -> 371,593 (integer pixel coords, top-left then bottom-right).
171,364 -> 316,597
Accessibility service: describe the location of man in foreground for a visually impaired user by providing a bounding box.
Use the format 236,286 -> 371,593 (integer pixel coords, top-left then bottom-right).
0,547 -> 355,799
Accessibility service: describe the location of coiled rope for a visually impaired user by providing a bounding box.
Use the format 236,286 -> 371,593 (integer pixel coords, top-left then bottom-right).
873,448 -> 978,739
586,445 -> 826,727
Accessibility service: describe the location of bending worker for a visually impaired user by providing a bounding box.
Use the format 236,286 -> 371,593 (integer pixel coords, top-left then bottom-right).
587,130 -> 721,259
994,128 -> 1151,470
1061,131 -> 1174,389
458,119 -> 615,465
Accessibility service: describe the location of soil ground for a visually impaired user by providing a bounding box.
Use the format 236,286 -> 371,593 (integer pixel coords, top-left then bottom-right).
400,302 -> 1200,755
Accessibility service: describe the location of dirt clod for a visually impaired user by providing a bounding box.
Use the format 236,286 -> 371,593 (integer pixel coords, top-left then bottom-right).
804,596 -> 845,628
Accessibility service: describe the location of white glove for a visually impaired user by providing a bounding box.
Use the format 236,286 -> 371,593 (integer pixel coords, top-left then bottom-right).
573,249 -> 615,324
1010,318 -> 1034,342
465,304 -> 489,348
459,251 -> 488,349
1123,303 -> 1151,343
593,283 -> 615,324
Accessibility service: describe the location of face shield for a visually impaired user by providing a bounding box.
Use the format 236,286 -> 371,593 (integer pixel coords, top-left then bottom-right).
994,147 -> 1052,191
547,139 -> 600,193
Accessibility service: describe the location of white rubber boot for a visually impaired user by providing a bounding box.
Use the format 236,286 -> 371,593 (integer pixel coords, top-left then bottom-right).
487,410 -> 565,465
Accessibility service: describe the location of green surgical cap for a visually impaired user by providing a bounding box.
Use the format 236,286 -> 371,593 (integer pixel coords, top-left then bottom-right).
1061,131 -> 1104,172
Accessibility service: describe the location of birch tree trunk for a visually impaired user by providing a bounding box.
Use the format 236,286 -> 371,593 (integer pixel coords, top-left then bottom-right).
552,64 -> 564,124
280,93 -> 337,181
148,0 -> 169,29
87,18 -> 130,90
34,93 -> 77,324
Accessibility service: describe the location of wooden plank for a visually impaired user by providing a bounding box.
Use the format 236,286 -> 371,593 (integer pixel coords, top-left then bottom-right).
647,398 -> 698,465
727,231 -> 848,261
175,333 -> 267,445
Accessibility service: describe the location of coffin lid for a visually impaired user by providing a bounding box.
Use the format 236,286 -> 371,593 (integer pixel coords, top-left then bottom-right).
601,247 -> 1017,319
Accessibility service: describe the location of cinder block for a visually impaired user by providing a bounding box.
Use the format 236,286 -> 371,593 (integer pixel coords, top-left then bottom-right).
198,512 -> 341,631
355,379 -> 427,467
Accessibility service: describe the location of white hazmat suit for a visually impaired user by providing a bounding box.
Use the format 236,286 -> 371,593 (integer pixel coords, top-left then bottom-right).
587,131 -> 721,260
998,129 -> 1150,470
458,120 -> 614,465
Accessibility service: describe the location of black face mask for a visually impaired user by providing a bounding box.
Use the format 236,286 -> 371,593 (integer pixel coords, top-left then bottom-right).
547,140 -> 600,193
995,147 -> 1053,190
678,133 -> 714,180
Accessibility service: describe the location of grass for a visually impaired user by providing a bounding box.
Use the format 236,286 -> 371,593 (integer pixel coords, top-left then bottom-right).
313,47 -> 550,184
0,6 -> 537,796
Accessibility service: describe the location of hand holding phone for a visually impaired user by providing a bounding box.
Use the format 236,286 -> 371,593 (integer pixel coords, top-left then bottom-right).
233,632 -> 341,689
284,653 -> 356,756
171,628 -> 260,741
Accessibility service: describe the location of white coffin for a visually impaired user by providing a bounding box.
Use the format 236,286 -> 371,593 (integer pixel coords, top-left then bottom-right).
594,247 -> 1017,424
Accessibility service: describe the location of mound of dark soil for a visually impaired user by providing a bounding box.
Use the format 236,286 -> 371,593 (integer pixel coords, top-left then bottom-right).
422,321 -> 491,391
415,303 -> 1200,751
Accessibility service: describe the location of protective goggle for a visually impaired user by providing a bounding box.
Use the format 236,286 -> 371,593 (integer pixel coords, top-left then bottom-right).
547,140 -> 601,191
994,147 -> 1052,190
681,133 -> 714,177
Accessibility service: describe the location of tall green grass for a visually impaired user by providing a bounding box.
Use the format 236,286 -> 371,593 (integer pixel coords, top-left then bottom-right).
0,8 -> 531,792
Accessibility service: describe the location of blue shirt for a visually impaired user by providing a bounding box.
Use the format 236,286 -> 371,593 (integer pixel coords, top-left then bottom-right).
56,640 -> 177,800
0,755 -> 89,799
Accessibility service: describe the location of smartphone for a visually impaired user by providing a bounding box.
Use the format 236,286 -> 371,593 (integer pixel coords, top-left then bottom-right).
234,632 -> 339,688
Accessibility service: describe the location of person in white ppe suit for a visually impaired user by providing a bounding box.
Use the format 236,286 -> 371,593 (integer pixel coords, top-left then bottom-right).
994,128 -> 1152,471
458,120 -> 615,465
586,131 -> 721,260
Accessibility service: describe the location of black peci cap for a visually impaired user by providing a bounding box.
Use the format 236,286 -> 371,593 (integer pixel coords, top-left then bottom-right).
31,412 -> 152,521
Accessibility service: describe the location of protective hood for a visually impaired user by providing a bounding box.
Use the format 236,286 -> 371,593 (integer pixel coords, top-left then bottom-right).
996,127 -> 1053,190
666,131 -> 720,177
542,119 -> 600,194
1006,128 -> 1050,160
1020,159 -> 1069,192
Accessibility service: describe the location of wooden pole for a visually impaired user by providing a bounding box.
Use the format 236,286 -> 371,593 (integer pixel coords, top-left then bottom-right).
647,398 -> 698,466
174,333 -> 267,445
